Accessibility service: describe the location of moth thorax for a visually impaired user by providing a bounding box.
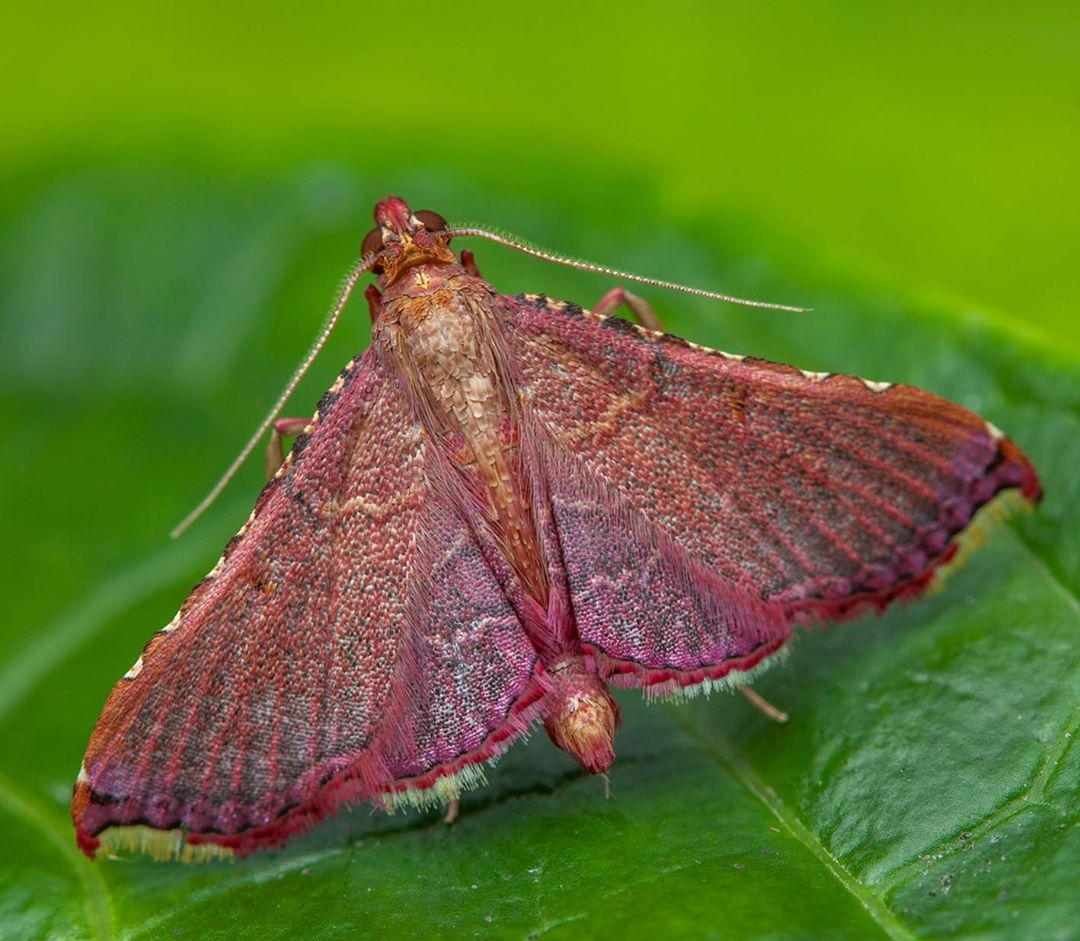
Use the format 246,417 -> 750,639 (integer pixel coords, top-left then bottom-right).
543,664 -> 621,774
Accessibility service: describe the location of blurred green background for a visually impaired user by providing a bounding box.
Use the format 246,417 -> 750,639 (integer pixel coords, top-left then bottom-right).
2,3 -> 1078,940
5,1 -> 1079,349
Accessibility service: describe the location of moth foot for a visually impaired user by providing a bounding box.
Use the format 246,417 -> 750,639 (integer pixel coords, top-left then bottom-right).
740,685 -> 789,723
592,286 -> 664,331
266,417 -> 310,479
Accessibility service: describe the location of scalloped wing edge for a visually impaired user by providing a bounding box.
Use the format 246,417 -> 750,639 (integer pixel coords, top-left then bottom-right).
594,636 -> 790,702
588,481 -> 1035,705
926,486 -> 1033,593
76,677 -> 549,861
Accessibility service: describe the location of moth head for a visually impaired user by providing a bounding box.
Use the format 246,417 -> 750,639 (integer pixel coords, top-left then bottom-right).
362,196 -> 455,283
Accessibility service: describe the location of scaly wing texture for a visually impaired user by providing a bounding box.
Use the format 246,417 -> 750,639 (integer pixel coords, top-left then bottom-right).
541,445 -> 791,696
504,294 -> 1040,692
73,350 -> 540,858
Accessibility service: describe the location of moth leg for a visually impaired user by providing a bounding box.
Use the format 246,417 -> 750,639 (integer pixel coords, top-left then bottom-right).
460,249 -> 482,278
365,283 -> 382,323
265,417 -> 310,479
443,799 -> 460,825
740,686 -> 789,724
592,287 -> 664,331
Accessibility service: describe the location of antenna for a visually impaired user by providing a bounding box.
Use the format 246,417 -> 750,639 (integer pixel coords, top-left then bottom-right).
445,225 -> 808,313
170,253 -> 378,538
173,216 -> 803,538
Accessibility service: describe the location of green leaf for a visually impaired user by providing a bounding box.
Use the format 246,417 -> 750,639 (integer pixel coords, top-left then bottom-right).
1,166 -> 1077,941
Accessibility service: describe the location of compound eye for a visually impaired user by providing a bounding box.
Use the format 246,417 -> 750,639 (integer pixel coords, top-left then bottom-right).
361,226 -> 384,258
414,210 -> 448,232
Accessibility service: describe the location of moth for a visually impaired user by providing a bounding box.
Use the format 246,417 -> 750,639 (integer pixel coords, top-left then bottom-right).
73,197 -> 1041,860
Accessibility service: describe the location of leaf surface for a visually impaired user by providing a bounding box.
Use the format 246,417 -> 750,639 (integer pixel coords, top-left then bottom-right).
1,168 -> 1076,941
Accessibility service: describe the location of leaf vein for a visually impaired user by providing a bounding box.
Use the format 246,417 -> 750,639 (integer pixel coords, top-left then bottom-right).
679,715 -> 919,941
0,772 -> 113,941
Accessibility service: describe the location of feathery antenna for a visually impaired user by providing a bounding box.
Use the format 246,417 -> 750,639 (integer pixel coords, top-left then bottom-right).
445,225 -> 808,313
170,253 -> 378,538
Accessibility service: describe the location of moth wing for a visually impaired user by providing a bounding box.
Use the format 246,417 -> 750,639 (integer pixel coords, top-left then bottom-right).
73,349 -> 542,859
504,295 -> 1040,694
